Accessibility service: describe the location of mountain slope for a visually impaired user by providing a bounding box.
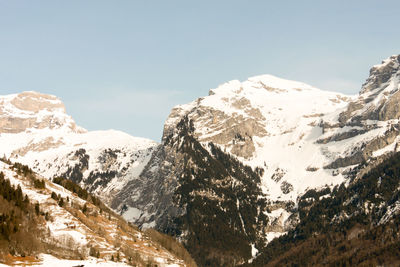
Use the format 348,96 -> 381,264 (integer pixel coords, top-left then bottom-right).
111,116 -> 269,266
153,74 -> 355,245
0,159 -> 193,266
162,116 -> 268,266
159,55 -> 400,236
0,91 -> 158,212
164,74 -> 352,203
1,55 -> 400,266
244,150 -> 400,266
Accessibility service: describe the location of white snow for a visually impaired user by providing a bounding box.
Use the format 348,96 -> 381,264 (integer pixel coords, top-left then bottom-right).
168,74 -> 354,203
32,254 -> 132,267
165,68 -> 400,208
265,232 -> 285,243
2,256 -> 129,267
122,207 -> 143,221
247,243 -> 259,263
251,243 -> 258,258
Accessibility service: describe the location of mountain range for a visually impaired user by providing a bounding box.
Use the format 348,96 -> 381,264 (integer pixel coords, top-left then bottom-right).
0,54 -> 399,266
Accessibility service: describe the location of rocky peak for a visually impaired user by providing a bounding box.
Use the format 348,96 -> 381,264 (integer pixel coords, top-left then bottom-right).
0,91 -> 84,133
319,55 -> 400,170
360,54 -> 400,95
337,55 -> 400,124
8,91 -> 66,113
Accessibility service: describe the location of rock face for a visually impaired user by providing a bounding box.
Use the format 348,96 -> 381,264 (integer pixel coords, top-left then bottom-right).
338,55 -> 400,123
0,91 -> 82,133
0,160 -> 189,267
111,116 -> 270,266
110,143 -> 185,229
2,55 -> 400,266
360,55 -> 400,95
321,54 -> 400,169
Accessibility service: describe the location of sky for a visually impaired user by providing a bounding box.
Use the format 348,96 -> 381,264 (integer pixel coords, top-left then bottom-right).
0,1 -> 399,141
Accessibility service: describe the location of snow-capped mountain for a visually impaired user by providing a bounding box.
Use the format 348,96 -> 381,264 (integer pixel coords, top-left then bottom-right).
165,74 -> 353,202
0,91 -> 159,208
162,54 -> 400,223
137,55 -> 400,265
1,55 -> 400,266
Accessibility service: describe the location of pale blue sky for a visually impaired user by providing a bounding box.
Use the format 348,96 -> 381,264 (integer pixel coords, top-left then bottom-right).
0,1 -> 399,141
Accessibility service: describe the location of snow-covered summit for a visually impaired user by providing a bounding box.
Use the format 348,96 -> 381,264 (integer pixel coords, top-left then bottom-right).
167,74 -> 352,145
164,74 -> 353,202
209,74 -> 318,97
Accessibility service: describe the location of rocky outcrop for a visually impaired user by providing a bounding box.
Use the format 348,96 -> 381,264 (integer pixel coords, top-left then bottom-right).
378,89 -> 400,120
192,107 -> 268,159
280,181 -> 294,194
0,91 -> 83,133
338,55 -> 400,125
360,55 -> 400,94
325,124 -> 400,169
11,137 -> 65,157
10,91 -> 65,113
164,100 -> 268,159
321,55 -> 400,170
316,128 -> 367,144
111,143 -> 185,230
